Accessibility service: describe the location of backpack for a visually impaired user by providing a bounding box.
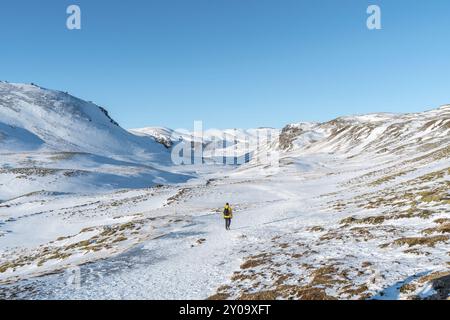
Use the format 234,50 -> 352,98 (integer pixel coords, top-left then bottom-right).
224,207 -> 230,215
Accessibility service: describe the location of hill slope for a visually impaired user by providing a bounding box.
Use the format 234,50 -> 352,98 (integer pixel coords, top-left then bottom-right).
0,82 -> 169,158
0,82 -> 191,200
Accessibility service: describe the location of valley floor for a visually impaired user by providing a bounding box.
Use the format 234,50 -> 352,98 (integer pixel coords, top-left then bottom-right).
0,152 -> 449,300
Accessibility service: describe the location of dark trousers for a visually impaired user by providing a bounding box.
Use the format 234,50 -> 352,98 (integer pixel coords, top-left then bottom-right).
225,218 -> 232,230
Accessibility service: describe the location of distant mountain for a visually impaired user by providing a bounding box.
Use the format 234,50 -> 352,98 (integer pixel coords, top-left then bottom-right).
131,126 -> 280,164
279,106 -> 450,156
132,106 -> 450,169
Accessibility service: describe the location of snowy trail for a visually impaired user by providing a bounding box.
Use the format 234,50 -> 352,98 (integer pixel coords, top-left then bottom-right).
0,176 -> 320,300
0,160 -> 347,300
0,192 -> 288,299
0,216 -> 230,299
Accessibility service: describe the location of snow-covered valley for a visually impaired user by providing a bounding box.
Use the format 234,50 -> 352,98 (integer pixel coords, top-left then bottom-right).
0,82 -> 449,300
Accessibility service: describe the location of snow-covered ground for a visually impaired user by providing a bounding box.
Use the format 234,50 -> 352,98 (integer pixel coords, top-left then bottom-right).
0,151 -> 448,300
0,83 -> 449,300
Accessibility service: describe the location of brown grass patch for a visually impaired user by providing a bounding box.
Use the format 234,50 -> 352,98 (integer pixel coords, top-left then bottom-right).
382,235 -> 449,248
231,272 -> 258,282
399,283 -> 416,294
310,266 -> 348,287
308,226 -> 325,232
207,293 -> 230,300
340,215 -> 385,225
422,223 -> 450,235
238,290 -> 279,300
240,253 -> 272,269
434,218 -> 450,225
417,271 -> 450,284
238,285 -> 337,300
341,284 -> 370,299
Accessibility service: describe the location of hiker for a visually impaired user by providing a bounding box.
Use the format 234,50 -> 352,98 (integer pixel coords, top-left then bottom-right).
223,203 -> 233,230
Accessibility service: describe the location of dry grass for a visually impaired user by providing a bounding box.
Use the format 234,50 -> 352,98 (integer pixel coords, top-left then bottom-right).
417,271 -> 450,284
37,252 -> 71,267
404,248 -> 431,256
422,223 -> 450,235
349,227 -> 374,240
231,272 -> 258,282
238,290 -> 279,300
369,169 -> 413,187
319,231 -> 343,241
207,293 -> 231,300
112,236 -> 128,243
382,235 -> 449,248
399,283 -> 416,294
308,226 -> 325,232
310,266 -> 349,287
340,215 -> 385,225
434,218 -> 450,225
238,285 -> 337,300
341,284 -> 370,299
240,253 -> 272,270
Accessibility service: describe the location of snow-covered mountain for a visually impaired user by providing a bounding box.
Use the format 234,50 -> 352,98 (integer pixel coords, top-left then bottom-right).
130,127 -> 177,148
0,82 -> 168,158
133,106 -> 450,172
279,105 -> 450,156
0,82 -> 192,200
131,126 -> 280,165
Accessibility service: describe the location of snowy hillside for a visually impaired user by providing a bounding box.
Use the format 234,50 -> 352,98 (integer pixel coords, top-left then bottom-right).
130,127 -> 176,148
0,83 -> 192,200
0,87 -> 448,300
0,82 -> 169,157
279,105 -> 450,156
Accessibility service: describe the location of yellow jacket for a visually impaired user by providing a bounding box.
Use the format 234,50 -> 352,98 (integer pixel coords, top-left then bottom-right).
223,205 -> 233,219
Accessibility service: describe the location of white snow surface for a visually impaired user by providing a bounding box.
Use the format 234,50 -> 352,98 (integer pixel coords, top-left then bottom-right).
0,83 -> 449,300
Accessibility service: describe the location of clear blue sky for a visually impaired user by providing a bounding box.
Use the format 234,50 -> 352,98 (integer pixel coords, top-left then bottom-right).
1,0 -> 450,129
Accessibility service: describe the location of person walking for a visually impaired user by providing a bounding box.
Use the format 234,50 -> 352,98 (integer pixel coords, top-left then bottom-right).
223,203 -> 233,230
